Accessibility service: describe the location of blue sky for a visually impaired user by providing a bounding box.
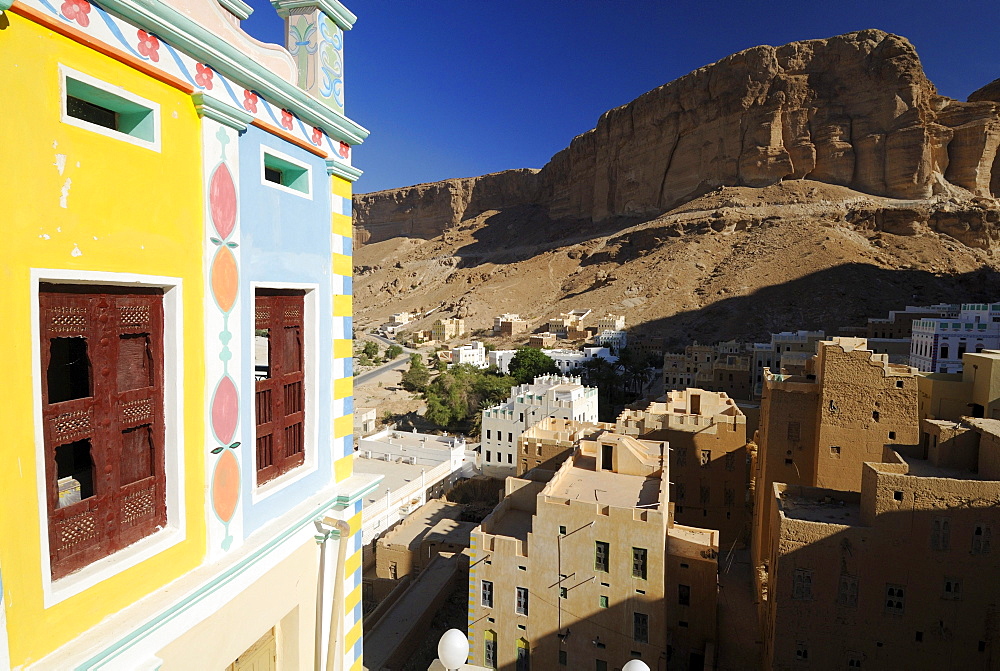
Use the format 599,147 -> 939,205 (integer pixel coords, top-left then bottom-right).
243,1 -> 1000,194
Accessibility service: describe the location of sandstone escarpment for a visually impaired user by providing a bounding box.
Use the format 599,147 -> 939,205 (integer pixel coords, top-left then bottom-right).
354,30 -> 1000,245
535,29 -> 1000,221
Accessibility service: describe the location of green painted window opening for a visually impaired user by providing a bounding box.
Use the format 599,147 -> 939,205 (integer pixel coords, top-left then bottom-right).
263,152 -> 310,194
65,76 -> 155,142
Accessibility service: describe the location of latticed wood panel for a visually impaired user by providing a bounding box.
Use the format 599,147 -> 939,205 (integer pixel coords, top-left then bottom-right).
39,286 -> 166,579
254,291 -> 305,485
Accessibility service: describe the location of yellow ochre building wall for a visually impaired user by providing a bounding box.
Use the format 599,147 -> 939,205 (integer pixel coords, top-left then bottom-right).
0,14 -> 207,666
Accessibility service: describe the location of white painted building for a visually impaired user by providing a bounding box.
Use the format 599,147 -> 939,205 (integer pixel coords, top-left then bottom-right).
452,341 -> 489,368
489,346 -> 616,375
546,346 -> 616,373
596,329 -> 627,350
480,375 -> 599,476
354,428 -> 477,544
392,311 -> 416,326
910,302 -> 1000,373
488,349 -> 517,374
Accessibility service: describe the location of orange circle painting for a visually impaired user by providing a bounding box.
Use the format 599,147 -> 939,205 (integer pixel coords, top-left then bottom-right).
212,448 -> 240,523
211,246 -> 238,313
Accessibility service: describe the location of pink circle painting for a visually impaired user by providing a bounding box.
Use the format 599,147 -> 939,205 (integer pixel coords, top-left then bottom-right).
210,162 -> 237,239
211,375 -> 238,444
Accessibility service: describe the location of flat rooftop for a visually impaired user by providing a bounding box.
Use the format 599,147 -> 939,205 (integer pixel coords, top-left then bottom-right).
382,499 -> 466,549
353,456 -> 431,508
363,430 -> 462,452
548,454 -> 661,509
777,490 -> 862,526
899,454 -> 987,481
489,509 -> 532,541
968,417 -> 1000,439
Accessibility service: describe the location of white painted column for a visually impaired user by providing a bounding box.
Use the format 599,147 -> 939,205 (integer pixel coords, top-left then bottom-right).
0,566 -> 11,671
197,114 -> 246,561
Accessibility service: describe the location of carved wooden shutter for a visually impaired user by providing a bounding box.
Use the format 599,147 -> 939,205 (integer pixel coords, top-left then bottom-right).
255,291 -> 305,485
40,287 -> 165,579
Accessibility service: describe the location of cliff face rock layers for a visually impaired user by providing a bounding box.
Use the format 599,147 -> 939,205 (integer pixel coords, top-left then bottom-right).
352,169 -> 539,245
355,30 -> 1000,244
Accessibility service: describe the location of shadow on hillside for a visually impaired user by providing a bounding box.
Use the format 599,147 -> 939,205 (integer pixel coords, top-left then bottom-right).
448,205 -> 643,267
635,263 -> 1000,346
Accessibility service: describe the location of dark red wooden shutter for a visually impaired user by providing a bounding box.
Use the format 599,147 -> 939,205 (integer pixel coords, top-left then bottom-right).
40,287 -> 165,579
255,292 -> 305,485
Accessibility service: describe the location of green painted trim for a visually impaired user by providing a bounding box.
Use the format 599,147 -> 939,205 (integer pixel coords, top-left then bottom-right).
326,159 -> 363,182
271,0 -> 356,30
217,0 -> 253,21
333,473 -> 381,506
192,92 -> 253,130
75,489 -> 355,670
0,1 -> 14,11
98,0 -> 369,145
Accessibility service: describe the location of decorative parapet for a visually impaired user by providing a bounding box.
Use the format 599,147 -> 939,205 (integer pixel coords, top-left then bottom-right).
326,158 -> 363,182
192,92 -> 253,130
272,0 -> 355,30
218,0 -> 252,20
272,0 -> 349,114
13,0 -> 368,152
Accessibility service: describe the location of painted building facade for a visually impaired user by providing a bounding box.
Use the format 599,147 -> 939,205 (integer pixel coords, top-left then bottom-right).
481,375 -> 599,477
910,302 -> 1000,374
432,317 -> 465,342
0,0 -> 375,668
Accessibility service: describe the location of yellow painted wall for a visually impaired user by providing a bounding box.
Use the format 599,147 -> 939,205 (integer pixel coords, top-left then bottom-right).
0,14 -> 207,665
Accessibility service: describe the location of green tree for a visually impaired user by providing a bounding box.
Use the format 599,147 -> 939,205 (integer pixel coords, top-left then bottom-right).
508,347 -> 558,384
579,357 -> 624,421
400,353 -> 430,392
422,364 -> 516,434
385,344 -> 403,360
616,347 -> 656,396
362,341 -> 379,359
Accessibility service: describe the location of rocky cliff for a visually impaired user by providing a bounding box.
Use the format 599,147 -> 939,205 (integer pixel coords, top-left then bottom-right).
354,30 -> 1000,244
352,169 -> 539,245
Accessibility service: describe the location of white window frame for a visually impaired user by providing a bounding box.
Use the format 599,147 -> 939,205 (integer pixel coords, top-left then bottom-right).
31,269 -> 185,607
59,65 -> 161,152
482,579 -> 493,608
260,145 -> 313,200
250,282 -> 321,502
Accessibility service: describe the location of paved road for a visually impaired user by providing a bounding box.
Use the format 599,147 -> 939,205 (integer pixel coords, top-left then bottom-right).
354,355 -> 409,387
354,333 -> 426,386
368,332 -> 401,349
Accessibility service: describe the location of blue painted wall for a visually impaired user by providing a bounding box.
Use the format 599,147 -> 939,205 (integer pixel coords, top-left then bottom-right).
238,125 -> 335,534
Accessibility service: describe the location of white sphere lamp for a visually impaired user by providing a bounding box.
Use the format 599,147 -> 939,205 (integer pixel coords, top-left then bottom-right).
622,661 -> 651,671
437,628 -> 469,670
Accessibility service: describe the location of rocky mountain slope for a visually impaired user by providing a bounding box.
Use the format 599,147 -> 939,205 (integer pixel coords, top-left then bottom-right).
352,31 -> 1000,345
